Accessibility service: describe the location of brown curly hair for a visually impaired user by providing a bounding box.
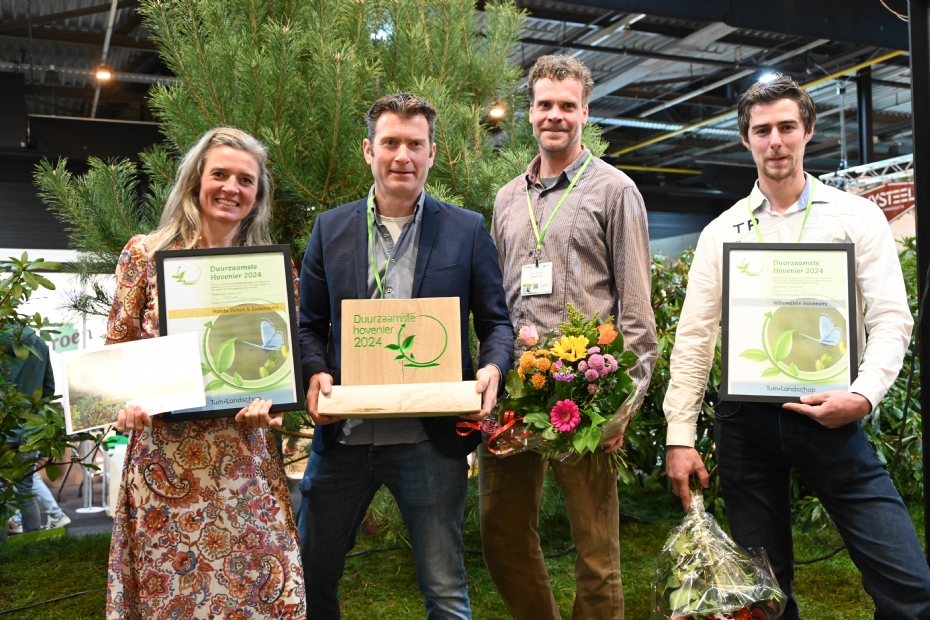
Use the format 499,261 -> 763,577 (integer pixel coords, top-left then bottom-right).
527,55 -> 595,106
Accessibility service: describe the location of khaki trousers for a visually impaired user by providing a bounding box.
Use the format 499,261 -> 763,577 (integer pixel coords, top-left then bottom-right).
478,444 -> 623,620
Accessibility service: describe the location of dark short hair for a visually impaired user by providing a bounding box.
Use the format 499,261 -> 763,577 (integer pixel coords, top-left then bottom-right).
737,74 -> 817,140
365,93 -> 438,145
527,54 -> 595,106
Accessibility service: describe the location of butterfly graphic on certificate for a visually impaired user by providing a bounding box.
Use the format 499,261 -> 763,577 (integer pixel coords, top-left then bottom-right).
243,318 -> 291,378
800,313 -> 847,371
243,318 -> 285,351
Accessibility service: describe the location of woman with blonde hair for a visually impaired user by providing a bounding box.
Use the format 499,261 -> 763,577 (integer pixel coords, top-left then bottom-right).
105,127 -> 305,619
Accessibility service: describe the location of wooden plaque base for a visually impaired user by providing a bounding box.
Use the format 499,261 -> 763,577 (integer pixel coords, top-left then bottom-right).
317,381 -> 480,418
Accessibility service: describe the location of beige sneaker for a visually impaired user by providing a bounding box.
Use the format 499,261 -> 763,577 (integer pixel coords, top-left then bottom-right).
7,518 -> 22,535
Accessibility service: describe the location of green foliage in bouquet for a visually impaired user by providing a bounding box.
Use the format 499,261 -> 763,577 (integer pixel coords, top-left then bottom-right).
499,304 -> 638,466
0,254 -> 97,524
652,484 -> 786,620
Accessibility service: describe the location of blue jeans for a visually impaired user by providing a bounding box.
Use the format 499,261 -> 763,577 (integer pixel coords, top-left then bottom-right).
12,454 -> 41,533
714,401 -> 930,620
298,441 -> 471,620
11,472 -> 64,527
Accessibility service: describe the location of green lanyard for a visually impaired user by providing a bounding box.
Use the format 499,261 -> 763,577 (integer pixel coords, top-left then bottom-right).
746,173 -> 816,244
366,193 -> 389,299
525,154 -> 593,265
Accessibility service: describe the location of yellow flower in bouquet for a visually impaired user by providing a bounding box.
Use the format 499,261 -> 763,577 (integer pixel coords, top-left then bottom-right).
550,335 -> 589,362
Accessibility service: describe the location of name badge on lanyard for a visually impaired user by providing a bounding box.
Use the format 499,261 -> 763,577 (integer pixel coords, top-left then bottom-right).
521,262 -> 553,296
523,153 -> 593,298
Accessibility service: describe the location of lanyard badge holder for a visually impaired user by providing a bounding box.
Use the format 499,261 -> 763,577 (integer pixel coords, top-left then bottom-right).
521,154 -> 593,296
367,194 -> 391,299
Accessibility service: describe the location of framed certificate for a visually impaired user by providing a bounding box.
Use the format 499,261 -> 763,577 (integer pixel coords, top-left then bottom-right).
156,245 -> 305,421
720,243 -> 857,403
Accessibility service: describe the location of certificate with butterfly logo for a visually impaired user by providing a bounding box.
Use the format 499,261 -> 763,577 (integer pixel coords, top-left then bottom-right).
720,243 -> 858,403
156,245 -> 305,420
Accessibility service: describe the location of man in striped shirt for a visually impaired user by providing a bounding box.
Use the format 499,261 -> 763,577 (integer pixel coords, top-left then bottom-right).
479,55 -> 657,620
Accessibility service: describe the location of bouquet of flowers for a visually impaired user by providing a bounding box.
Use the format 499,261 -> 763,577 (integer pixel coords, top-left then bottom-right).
651,483 -> 787,620
479,304 -> 644,465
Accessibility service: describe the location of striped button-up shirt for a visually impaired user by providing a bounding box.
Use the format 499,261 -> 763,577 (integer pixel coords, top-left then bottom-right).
491,147 -> 658,384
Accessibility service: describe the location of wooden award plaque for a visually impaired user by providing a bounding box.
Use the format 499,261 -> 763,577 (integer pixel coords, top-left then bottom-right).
317,297 -> 480,417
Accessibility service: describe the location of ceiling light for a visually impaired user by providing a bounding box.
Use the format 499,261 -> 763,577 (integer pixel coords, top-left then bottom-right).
489,104 -> 506,119
95,66 -> 112,80
758,72 -> 777,83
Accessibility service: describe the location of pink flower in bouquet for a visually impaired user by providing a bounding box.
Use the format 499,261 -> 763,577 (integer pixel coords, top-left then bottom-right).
588,354 -> 606,375
584,369 -> 599,382
587,346 -> 601,354
554,360 -> 563,369
519,325 -> 539,347
587,383 -> 598,395
578,360 -> 588,372
550,400 -> 581,432
552,369 -> 575,382
604,354 -> 618,373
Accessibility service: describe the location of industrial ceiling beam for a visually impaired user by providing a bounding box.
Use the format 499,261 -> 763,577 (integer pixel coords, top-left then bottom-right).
637,38 -> 829,118
591,22 -> 739,101
0,1 -> 139,33
610,50 -> 906,156
0,62 -> 174,85
520,36 -> 741,69
0,27 -> 156,51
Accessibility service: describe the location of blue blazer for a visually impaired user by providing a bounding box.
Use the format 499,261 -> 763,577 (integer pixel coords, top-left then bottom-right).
298,194 -> 514,458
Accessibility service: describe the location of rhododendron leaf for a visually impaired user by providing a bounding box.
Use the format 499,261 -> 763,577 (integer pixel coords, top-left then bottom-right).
587,410 -> 605,426
505,370 -> 526,398
522,413 -> 550,425
619,350 -> 637,366
573,430 -> 587,453
586,427 -> 601,451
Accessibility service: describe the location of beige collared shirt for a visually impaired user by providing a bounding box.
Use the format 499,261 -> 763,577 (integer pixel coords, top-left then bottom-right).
663,175 -> 913,447
492,148 -> 657,384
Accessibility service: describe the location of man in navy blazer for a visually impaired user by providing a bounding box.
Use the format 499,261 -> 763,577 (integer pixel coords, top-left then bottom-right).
297,92 -> 514,619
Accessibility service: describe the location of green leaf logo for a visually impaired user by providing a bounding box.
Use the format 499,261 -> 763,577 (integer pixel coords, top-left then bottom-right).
384,315 -> 447,369
215,337 -> 238,373
772,329 -> 795,361
739,349 -> 768,363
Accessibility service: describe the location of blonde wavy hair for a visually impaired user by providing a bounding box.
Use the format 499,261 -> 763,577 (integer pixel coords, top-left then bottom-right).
148,127 -> 274,252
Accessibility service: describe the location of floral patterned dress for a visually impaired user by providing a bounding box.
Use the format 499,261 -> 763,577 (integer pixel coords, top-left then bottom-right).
105,234 -> 306,620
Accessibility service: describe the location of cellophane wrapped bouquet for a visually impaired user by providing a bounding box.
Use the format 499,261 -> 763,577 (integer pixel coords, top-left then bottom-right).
651,483 -> 787,620
484,304 -> 644,467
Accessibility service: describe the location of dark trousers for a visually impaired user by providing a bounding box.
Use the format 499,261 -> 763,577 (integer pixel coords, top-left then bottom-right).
714,400 -> 930,620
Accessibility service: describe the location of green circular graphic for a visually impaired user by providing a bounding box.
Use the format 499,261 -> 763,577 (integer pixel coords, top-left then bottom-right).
764,301 -> 848,379
386,314 -> 449,368
204,305 -> 292,390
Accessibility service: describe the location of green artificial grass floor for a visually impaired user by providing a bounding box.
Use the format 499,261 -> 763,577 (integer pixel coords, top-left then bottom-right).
0,485 -> 924,619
